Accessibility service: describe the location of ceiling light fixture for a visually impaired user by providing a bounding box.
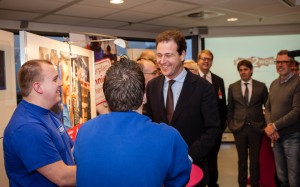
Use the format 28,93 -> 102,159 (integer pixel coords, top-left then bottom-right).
187,10 -> 224,19
227,18 -> 238,22
110,0 -> 124,4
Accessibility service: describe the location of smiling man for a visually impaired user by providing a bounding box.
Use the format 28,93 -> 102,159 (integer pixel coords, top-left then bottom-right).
197,49 -> 227,187
227,60 -> 268,187
4,59 -> 76,187
264,50 -> 300,187
145,30 -> 221,187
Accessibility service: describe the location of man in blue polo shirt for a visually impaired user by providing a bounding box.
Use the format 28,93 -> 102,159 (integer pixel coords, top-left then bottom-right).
4,59 -> 76,187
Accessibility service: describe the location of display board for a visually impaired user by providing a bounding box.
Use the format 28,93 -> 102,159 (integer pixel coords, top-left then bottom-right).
20,31 -> 96,129
0,29 -> 16,187
0,30 -> 17,137
205,34 -> 300,92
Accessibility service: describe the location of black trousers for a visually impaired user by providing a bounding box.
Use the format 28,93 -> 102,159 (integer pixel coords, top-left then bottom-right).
207,134 -> 223,187
233,124 -> 263,187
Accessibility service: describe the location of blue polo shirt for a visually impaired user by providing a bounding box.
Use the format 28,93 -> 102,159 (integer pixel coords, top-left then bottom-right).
4,100 -> 74,187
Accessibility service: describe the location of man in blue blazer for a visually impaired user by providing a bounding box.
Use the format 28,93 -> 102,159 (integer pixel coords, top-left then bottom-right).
227,60 -> 268,187
145,30 -> 221,187
197,49 -> 227,187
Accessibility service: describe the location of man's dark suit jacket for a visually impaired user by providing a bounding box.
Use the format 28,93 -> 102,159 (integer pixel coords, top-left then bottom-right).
227,79 -> 268,133
211,73 -> 227,131
145,69 -> 221,165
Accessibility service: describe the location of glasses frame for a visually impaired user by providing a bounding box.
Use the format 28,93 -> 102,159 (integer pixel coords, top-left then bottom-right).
199,57 -> 212,61
274,60 -> 293,64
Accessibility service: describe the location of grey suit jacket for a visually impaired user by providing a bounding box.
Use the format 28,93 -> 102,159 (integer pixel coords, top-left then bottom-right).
227,79 -> 268,133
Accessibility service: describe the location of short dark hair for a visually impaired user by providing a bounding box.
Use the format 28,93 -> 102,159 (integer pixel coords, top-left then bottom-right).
156,30 -> 186,56
103,58 -> 145,111
237,60 -> 253,71
18,59 -> 52,97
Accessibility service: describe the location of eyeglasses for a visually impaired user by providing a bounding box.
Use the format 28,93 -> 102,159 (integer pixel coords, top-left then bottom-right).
199,57 -> 212,61
274,61 -> 293,64
143,70 -> 159,75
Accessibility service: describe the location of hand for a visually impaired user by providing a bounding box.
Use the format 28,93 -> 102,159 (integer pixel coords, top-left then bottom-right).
265,123 -> 276,136
270,131 -> 280,141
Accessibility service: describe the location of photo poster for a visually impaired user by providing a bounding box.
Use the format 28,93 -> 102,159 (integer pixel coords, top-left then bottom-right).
205,34 -> 300,94
87,37 -> 118,64
94,58 -> 111,114
19,31 -> 96,130
0,50 -> 5,90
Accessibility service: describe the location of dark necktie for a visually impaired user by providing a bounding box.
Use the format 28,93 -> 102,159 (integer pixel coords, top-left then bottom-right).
166,80 -> 175,123
203,74 -> 207,79
244,83 -> 249,105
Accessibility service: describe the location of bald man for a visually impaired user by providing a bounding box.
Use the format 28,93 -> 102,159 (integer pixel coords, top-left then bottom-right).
137,59 -> 160,85
137,49 -> 157,64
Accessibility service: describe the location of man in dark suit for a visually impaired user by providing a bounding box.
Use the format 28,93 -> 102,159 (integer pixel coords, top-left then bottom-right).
145,30 -> 221,187
227,60 -> 268,187
197,49 -> 227,187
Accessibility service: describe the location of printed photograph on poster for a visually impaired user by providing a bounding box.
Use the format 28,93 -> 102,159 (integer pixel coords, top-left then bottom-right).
0,50 -> 6,90
94,58 -> 111,114
88,37 -> 117,63
39,46 -> 92,129
71,55 -> 91,126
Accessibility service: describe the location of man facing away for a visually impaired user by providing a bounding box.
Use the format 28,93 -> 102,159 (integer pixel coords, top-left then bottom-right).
264,50 -> 300,187
227,60 -> 268,187
73,58 -> 191,187
4,59 -> 76,187
145,30 -> 221,187
197,49 -> 227,187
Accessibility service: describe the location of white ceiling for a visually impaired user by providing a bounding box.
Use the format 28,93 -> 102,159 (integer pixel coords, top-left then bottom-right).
1,0 -> 300,34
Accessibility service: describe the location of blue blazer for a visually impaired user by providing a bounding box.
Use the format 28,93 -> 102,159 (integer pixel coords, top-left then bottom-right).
145,69 -> 221,165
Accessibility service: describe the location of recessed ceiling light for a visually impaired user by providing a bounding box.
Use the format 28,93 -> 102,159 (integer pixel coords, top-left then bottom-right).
227,18 -> 238,22
110,0 -> 124,4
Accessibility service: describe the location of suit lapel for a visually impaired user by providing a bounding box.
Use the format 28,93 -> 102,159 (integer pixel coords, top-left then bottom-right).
171,71 -> 196,124
249,80 -> 256,106
211,73 -> 219,93
235,80 -> 247,106
157,76 -> 168,123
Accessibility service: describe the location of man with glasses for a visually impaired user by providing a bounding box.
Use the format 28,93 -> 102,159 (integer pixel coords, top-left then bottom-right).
145,30 -> 221,187
137,58 -> 160,86
265,50 -> 300,187
197,50 -> 227,187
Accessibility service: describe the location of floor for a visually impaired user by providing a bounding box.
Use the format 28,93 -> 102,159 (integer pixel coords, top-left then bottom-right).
218,142 -> 240,187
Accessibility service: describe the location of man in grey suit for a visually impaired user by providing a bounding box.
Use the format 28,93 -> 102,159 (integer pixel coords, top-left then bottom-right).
227,60 -> 268,187
146,30 -> 221,187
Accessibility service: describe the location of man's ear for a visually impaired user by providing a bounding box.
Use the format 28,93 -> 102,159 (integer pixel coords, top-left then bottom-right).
180,50 -> 186,62
32,82 -> 43,94
142,93 -> 147,104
